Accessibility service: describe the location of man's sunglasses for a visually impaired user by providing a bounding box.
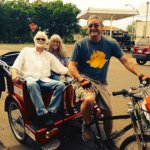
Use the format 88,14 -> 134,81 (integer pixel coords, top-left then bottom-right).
88,24 -> 100,28
36,38 -> 46,41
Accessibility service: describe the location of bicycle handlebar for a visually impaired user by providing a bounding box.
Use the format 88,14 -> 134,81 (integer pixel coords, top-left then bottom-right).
112,87 -> 144,101
112,89 -> 128,96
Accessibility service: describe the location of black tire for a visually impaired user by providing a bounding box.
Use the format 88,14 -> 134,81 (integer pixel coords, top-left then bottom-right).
8,101 -> 28,143
120,134 -> 150,150
136,58 -> 147,65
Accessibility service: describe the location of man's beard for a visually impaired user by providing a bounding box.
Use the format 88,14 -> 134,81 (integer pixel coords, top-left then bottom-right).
35,42 -> 46,48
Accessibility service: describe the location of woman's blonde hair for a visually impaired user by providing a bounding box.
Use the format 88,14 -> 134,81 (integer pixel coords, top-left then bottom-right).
49,34 -> 68,58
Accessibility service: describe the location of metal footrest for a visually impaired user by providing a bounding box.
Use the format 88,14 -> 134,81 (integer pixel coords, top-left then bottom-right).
41,138 -> 60,150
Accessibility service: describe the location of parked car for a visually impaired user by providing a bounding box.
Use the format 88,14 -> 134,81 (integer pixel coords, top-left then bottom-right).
132,38 -> 150,65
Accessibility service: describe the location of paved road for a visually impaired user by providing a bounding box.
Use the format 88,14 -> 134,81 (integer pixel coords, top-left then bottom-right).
0,52 -> 150,150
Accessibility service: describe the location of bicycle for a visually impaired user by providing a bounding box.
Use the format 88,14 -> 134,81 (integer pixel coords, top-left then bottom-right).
91,84 -> 150,150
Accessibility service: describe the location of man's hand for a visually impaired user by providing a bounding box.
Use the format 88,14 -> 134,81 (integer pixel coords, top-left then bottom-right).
12,73 -> 19,83
138,74 -> 150,85
79,79 -> 92,89
11,68 -> 19,83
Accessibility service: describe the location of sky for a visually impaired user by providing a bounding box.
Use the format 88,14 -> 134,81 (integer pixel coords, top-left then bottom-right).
62,0 -> 150,30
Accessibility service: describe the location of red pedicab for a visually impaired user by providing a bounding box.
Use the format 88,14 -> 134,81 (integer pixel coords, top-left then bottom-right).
0,51 -> 82,150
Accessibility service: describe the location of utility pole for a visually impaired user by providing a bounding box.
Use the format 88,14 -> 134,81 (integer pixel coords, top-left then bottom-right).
125,4 -> 139,41
145,1 -> 149,38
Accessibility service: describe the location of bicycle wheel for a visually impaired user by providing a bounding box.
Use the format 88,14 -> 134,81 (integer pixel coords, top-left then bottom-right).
8,101 -> 28,143
120,134 -> 150,150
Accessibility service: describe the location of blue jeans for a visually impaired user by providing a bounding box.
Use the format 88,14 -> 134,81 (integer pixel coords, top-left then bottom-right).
26,78 -> 65,116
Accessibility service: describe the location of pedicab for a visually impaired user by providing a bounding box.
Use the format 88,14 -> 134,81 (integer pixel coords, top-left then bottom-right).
0,51 -> 82,150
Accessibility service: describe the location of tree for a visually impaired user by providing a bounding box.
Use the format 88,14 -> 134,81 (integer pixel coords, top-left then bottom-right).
0,0 -> 81,43
126,22 -> 136,41
31,0 -> 81,41
79,25 -> 88,37
0,0 -> 32,43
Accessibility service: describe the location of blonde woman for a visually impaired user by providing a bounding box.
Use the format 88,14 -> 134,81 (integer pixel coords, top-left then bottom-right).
48,34 -> 77,116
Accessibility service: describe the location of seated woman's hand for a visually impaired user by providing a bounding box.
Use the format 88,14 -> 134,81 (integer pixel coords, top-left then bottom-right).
60,74 -> 66,82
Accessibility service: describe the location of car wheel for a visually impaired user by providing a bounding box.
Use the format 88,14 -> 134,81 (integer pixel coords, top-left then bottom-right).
136,58 -> 147,65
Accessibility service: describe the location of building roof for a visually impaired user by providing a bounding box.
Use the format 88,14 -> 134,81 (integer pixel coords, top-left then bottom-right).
102,26 -> 123,31
77,7 -> 138,37
77,7 -> 139,20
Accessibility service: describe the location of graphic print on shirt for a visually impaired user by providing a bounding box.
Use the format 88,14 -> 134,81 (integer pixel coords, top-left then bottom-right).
86,50 -> 108,68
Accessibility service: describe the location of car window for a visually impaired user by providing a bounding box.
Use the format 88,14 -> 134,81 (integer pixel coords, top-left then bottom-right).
136,38 -> 150,46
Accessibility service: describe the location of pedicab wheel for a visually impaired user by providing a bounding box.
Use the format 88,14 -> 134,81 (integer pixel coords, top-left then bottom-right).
8,101 -> 28,143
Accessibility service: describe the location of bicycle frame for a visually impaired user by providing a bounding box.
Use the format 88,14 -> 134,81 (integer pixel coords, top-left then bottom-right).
92,85 -> 150,150
128,95 -> 150,150
92,112 -> 132,141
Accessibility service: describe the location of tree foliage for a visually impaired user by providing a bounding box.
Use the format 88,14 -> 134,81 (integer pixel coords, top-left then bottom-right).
0,0 -> 81,43
126,21 -> 136,40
